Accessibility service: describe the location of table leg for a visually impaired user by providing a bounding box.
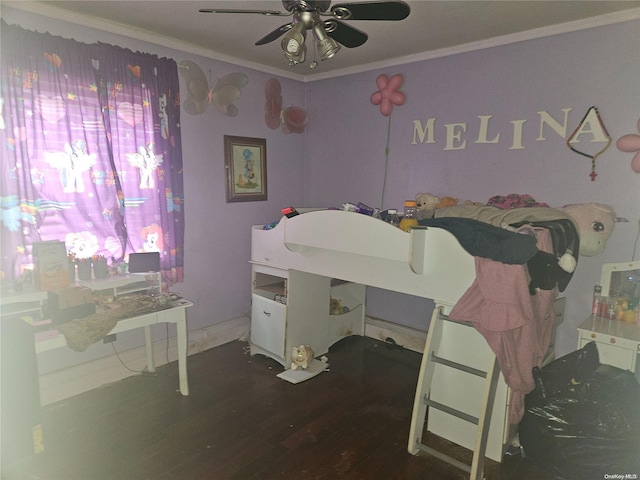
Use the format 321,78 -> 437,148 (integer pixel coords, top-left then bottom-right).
176,315 -> 189,395
144,325 -> 155,373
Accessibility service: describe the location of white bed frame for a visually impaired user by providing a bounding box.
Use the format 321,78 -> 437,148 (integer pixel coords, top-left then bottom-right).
251,209 -> 476,313
250,210 -> 519,463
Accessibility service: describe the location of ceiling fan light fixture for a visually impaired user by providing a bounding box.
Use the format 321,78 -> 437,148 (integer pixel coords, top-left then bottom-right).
285,43 -> 306,66
312,23 -> 340,61
281,20 -> 306,56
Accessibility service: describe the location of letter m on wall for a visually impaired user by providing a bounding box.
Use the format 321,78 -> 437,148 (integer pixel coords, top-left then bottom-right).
413,118 -> 436,144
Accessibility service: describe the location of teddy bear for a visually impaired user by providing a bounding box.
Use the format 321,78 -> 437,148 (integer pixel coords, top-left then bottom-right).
415,192 -> 440,220
291,344 -> 314,370
415,193 -> 461,220
415,192 -> 485,220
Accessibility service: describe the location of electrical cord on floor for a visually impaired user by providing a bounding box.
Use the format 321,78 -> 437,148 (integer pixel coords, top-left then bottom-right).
110,342 -> 148,374
108,322 -> 172,376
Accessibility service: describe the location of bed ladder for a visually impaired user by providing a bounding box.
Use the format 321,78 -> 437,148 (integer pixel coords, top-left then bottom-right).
407,306 -> 500,480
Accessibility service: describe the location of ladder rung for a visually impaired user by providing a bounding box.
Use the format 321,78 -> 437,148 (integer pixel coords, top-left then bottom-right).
424,398 -> 479,425
408,307 -> 498,480
415,442 -> 473,475
430,352 -> 488,378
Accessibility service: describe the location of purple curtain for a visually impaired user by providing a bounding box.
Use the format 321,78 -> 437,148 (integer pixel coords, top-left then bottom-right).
1,22 -> 184,285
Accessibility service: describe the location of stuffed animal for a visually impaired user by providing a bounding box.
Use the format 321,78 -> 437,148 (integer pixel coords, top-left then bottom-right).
330,297 -> 343,315
415,192 -> 440,220
435,202 -> 618,257
531,202 -> 618,292
560,203 -> 618,257
416,192 -> 476,220
291,344 -> 314,370
436,196 -> 459,209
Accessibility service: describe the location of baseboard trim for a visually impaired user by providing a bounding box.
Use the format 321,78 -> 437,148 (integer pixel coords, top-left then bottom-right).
39,316 -> 250,405
364,316 -> 427,353
39,315 -> 425,405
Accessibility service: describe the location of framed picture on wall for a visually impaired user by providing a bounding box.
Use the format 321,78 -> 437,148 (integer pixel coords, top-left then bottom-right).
224,135 -> 268,202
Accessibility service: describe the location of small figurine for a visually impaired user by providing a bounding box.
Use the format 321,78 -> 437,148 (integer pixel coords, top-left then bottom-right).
291,344 -> 314,370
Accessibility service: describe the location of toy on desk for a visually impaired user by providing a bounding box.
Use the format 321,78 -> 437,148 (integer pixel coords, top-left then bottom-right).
330,297 -> 343,315
282,206 -> 299,218
263,220 -> 279,230
330,297 -> 351,315
291,344 -> 314,370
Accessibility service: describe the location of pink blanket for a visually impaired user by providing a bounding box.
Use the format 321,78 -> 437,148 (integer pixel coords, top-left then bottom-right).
449,228 -> 556,424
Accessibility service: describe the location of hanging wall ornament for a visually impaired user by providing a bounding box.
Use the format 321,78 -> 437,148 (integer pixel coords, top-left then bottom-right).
263,78 -> 308,134
370,74 -> 406,116
566,106 -> 611,181
178,60 -> 248,117
369,73 -> 407,209
616,118 -> 640,173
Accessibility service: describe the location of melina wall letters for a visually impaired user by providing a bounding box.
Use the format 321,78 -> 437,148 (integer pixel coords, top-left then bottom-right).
411,107 -> 609,152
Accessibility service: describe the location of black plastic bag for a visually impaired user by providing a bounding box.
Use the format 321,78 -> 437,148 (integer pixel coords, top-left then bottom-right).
520,341 -> 640,480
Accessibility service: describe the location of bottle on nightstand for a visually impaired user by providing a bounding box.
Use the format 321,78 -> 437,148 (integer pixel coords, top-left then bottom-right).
592,284 -> 602,316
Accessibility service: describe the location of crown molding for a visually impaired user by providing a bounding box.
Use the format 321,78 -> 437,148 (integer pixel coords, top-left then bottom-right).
1,1 -> 306,82
3,2 -> 638,84
306,7 -> 640,82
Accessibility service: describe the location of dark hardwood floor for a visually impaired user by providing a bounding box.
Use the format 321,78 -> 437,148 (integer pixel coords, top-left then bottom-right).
3,336 -> 560,480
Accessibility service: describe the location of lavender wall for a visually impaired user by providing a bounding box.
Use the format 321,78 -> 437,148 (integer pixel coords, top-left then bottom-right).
303,19 -> 640,356
3,6 -> 640,366
1,6 -> 307,371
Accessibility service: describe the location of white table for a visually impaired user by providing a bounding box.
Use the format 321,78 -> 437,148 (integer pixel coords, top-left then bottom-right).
36,299 -> 193,395
1,285 -> 193,396
577,315 -> 640,373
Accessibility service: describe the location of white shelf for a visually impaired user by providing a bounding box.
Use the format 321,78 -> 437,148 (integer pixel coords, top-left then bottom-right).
250,264 -> 365,368
77,273 -> 160,297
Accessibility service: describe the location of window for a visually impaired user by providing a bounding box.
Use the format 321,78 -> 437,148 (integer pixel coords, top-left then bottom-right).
1,22 -> 184,286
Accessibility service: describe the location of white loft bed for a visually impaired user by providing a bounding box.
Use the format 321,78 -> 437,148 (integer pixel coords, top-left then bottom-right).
251,209 -> 476,314
250,209 -> 538,464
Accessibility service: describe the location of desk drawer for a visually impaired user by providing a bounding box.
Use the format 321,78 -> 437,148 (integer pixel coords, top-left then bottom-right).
579,335 -> 636,371
580,330 -> 638,351
251,295 -> 286,358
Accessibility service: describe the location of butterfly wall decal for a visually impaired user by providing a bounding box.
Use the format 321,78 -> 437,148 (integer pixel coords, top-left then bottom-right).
264,78 -> 308,134
178,60 -> 248,117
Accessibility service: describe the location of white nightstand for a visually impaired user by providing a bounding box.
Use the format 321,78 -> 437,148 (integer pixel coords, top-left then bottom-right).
577,315 -> 640,373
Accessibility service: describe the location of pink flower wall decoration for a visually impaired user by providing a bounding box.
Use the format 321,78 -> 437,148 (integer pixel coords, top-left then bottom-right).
616,118 -> 640,173
370,74 -> 406,116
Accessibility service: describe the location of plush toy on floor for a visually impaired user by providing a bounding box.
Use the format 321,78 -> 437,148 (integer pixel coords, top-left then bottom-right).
291,345 -> 314,370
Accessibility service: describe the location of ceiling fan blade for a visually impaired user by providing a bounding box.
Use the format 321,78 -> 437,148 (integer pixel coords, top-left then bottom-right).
255,23 -> 293,45
199,8 -> 284,16
326,20 -> 368,48
330,1 -> 410,21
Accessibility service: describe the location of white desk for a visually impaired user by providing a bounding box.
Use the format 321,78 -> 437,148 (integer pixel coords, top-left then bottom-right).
577,315 -> 640,373
1,282 -> 193,396
37,299 -> 193,395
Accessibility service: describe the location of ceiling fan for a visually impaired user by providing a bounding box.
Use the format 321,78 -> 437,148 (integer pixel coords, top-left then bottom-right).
199,1 -> 411,67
